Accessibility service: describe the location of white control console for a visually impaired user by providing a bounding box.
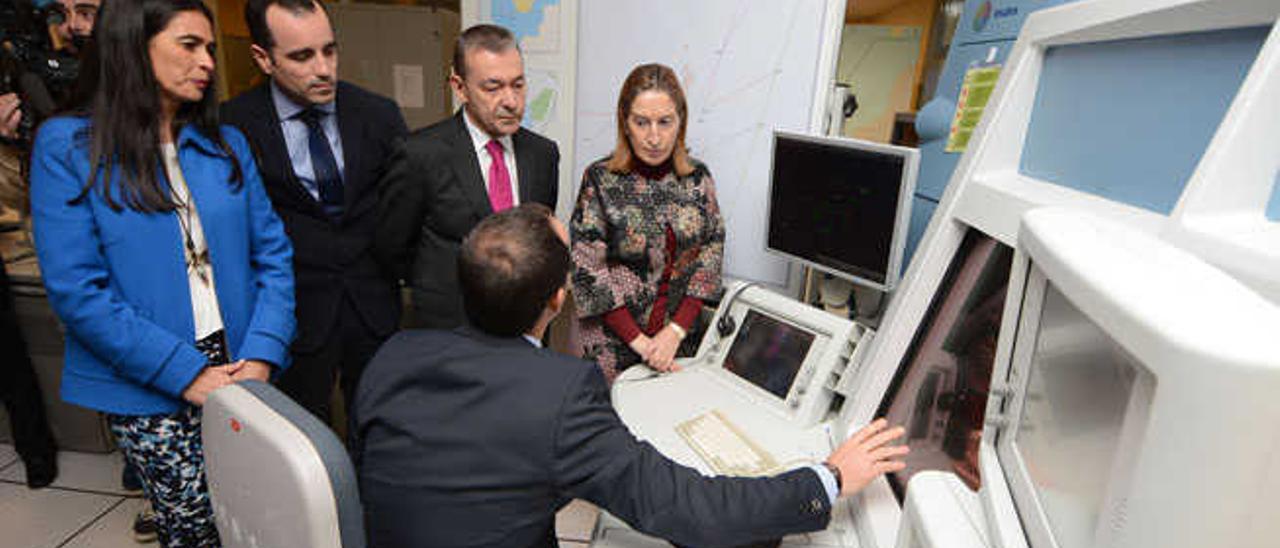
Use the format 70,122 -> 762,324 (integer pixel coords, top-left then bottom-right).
592,282 -> 875,547
681,282 -> 870,426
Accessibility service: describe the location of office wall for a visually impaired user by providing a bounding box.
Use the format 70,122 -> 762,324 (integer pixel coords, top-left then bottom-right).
847,0 -> 939,109
837,25 -> 922,142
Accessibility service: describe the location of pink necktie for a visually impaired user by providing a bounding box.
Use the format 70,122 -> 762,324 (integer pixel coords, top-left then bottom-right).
485,139 -> 514,212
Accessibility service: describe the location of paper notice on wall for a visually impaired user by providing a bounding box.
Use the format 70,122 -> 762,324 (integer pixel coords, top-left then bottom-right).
945,65 -> 1001,153
392,64 -> 425,109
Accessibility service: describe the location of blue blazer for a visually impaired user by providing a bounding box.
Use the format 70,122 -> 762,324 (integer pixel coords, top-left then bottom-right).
30,116 -> 296,415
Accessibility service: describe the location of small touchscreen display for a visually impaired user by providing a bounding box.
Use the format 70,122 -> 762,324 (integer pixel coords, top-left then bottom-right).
723,310 -> 815,400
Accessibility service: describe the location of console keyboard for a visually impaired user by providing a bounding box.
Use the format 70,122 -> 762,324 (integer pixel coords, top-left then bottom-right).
676,410 -> 778,476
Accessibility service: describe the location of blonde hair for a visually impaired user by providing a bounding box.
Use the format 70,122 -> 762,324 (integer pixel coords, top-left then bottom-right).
605,63 -> 694,176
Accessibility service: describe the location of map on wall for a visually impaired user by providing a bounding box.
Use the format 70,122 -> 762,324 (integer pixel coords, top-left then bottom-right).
523,69 -> 559,132
484,0 -> 562,52
576,1 -> 832,287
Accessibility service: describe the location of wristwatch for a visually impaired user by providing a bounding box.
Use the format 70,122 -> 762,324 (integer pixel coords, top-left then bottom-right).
823,461 -> 843,493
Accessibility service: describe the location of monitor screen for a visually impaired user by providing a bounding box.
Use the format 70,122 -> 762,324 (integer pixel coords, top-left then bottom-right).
768,133 -> 914,288
876,231 -> 1014,496
722,310 -> 816,400
1013,283 -> 1147,548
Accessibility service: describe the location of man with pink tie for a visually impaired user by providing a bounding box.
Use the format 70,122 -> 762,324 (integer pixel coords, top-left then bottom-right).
376,24 -> 560,329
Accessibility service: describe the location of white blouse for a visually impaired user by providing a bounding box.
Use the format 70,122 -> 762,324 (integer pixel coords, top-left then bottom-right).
161,143 -> 224,340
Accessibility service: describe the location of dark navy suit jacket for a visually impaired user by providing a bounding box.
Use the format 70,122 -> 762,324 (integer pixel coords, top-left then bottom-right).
373,112 -> 559,329
221,82 -> 407,351
353,327 -> 832,548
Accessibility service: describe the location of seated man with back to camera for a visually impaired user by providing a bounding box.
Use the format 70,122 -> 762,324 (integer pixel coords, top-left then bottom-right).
353,203 -> 908,548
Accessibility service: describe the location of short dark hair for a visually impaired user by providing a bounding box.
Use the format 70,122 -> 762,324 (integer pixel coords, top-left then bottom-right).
245,0 -> 327,50
458,204 -> 569,337
452,23 -> 519,80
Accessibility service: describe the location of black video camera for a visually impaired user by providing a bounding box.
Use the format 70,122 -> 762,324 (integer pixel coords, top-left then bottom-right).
0,0 -> 80,145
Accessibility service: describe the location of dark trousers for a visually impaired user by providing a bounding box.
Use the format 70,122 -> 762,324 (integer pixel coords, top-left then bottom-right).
0,254 -> 56,461
275,294 -> 387,436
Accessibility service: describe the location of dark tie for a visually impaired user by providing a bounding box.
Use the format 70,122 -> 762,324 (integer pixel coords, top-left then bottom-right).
485,139 -> 514,212
300,108 -> 343,219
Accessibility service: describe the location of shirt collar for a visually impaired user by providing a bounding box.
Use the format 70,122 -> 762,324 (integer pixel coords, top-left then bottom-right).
461,108 -> 515,157
457,325 -> 541,349
271,81 -> 336,122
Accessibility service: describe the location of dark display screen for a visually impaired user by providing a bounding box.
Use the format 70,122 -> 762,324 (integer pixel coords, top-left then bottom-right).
877,231 -> 1013,497
768,135 -> 907,284
723,310 -> 816,400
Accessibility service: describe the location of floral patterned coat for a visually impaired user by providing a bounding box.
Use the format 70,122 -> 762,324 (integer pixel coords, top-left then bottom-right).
570,157 -> 725,381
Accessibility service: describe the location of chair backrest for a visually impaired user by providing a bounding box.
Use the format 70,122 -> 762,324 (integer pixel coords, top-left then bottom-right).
202,380 -> 364,548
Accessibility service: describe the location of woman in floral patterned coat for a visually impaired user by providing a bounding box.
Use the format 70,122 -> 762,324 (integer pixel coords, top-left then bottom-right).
570,63 -> 725,382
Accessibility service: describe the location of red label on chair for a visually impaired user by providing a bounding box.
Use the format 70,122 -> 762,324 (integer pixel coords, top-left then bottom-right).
230,418 -> 242,433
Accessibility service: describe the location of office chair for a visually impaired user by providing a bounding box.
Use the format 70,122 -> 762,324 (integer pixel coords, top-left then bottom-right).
203,380 -> 365,548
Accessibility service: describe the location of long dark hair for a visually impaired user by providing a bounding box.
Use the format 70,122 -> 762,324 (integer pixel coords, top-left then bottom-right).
70,0 -> 242,212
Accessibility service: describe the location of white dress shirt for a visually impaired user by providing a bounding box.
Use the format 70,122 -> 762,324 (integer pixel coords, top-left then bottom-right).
462,109 -> 521,207
271,82 -> 345,201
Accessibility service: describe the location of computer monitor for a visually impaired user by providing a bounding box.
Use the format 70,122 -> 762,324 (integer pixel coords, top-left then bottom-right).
876,230 -> 1014,496
689,283 -> 863,426
894,209 -> 1280,548
987,208 -> 1280,548
766,131 -> 919,291
722,310 -> 817,400
1005,280 -> 1152,548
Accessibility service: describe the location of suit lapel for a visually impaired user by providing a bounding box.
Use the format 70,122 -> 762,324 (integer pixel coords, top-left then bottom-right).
336,85 -> 365,213
513,129 -> 538,205
450,112 -> 494,217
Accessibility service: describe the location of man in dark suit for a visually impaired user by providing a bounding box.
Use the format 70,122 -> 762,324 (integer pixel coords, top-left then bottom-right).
221,0 -> 408,425
354,204 -> 909,548
376,24 -> 559,329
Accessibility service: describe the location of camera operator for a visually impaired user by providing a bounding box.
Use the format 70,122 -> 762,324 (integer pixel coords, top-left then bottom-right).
0,0 -> 97,140
0,93 -> 20,139
0,0 -> 96,496
3,3 -> 164,541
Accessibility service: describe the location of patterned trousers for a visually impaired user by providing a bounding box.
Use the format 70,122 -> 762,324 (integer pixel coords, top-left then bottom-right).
107,331 -> 228,548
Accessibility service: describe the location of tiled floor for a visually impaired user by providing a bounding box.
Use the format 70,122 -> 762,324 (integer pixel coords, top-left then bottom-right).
0,451 -> 134,496
0,443 -> 17,469
0,443 -> 600,547
0,445 -> 139,548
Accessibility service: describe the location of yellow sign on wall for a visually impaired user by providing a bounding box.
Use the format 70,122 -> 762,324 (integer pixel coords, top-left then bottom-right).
946,65 -> 1001,153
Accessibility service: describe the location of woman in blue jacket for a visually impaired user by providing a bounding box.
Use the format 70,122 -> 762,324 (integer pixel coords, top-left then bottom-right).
29,0 -> 295,544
